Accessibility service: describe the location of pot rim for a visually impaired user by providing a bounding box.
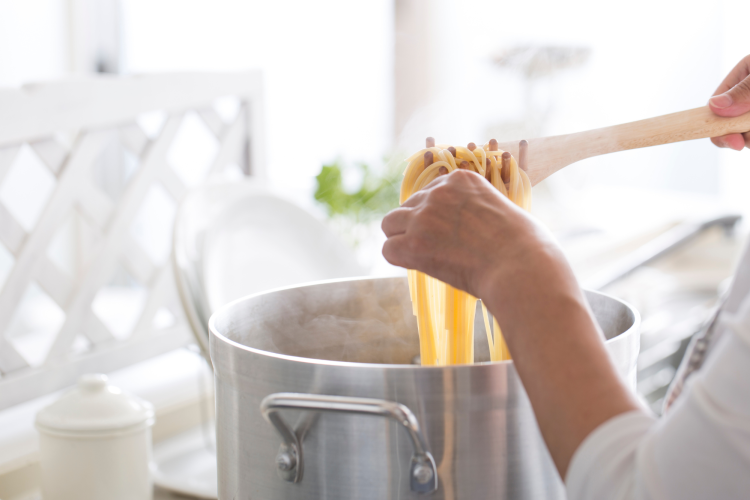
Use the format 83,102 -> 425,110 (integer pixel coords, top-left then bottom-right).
208,276 -> 640,371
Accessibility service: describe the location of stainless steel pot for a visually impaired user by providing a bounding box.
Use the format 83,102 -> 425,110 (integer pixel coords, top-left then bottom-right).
209,277 -> 640,499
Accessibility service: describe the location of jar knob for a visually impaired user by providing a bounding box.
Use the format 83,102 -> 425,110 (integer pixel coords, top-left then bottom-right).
78,374 -> 109,392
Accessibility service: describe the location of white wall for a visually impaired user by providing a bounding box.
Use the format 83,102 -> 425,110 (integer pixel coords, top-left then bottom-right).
0,0 -> 68,87
396,0 -> 745,198
121,0 -> 394,199
1,0 -> 748,205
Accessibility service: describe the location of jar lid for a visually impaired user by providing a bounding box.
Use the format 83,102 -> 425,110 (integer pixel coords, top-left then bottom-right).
35,374 -> 154,434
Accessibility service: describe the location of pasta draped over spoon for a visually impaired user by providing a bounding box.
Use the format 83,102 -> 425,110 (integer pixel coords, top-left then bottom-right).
400,137 -> 532,365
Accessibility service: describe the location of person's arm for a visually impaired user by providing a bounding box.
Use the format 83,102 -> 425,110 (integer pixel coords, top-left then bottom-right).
381,171 -> 643,477
709,54 -> 750,150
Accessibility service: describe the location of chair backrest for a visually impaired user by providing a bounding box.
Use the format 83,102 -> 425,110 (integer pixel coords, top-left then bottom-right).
172,180 -> 366,360
0,73 -> 264,410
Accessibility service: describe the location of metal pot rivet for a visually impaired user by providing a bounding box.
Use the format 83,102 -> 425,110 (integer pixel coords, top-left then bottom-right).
276,452 -> 296,471
413,464 -> 433,484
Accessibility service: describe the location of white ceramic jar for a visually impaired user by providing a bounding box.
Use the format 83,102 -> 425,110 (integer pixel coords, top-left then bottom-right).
35,374 -> 155,500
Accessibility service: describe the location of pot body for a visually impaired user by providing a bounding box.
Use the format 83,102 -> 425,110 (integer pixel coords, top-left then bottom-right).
210,277 -> 639,500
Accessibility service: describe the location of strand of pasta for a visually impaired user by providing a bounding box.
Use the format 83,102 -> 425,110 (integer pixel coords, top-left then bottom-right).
403,137 -> 531,365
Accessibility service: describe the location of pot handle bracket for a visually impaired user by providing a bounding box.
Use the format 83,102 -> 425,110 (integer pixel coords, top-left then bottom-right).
260,392 -> 438,494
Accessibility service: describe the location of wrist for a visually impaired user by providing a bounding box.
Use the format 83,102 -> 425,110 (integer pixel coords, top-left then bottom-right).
474,239 -> 566,299
476,242 -> 586,330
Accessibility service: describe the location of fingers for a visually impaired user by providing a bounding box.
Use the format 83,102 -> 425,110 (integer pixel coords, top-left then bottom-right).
711,133 -> 749,151
382,235 -> 412,269
712,55 -> 750,96
709,56 -> 750,118
385,169 -> 490,272
399,170 -> 460,208
709,56 -> 750,149
401,188 -> 429,208
381,208 -> 411,237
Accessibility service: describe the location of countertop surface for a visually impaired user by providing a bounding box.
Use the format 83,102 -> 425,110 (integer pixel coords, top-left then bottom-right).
155,485 -> 202,499
16,486 -> 209,500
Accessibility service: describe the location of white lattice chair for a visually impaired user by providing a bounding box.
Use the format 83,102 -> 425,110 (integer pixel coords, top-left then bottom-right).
0,73 -> 264,410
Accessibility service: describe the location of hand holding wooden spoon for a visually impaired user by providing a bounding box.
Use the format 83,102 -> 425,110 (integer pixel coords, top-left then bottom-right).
498,103 -> 750,186
709,54 -> 750,150
497,55 -> 750,186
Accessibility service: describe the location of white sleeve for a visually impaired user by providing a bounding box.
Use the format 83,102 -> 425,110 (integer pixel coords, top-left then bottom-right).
565,295 -> 750,500
565,410 -> 657,500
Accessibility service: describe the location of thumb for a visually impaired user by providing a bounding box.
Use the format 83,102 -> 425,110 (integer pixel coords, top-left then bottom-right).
709,76 -> 750,117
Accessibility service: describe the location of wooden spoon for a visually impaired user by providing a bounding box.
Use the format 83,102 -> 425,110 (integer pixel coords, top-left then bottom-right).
496,106 -> 750,186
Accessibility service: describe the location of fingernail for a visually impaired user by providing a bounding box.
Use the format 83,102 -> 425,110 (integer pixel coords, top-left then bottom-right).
710,93 -> 733,109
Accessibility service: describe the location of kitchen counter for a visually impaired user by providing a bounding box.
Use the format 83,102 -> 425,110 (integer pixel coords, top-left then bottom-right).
154,486 -> 193,499
7,486 -> 203,500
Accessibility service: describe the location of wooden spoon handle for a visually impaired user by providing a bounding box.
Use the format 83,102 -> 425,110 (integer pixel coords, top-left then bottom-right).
498,106 -> 750,186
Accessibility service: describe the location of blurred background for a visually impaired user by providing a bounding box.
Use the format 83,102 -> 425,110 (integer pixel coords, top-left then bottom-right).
6,0 -> 750,268
2,0 -> 750,497
4,0 -> 749,202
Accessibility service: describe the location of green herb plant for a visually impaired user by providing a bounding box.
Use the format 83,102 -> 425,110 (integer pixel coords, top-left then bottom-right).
314,158 -> 403,251
314,159 -> 402,223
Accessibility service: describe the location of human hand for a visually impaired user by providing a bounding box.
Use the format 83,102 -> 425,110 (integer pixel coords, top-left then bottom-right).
709,55 -> 750,150
381,169 -> 574,304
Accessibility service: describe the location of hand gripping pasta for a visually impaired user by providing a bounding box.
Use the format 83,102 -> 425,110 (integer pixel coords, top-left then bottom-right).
401,138 -> 532,365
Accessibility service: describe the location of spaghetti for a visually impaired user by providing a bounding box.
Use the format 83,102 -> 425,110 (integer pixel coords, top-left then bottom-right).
401,138 -> 532,365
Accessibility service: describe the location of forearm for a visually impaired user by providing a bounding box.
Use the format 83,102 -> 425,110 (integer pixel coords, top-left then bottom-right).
480,246 -> 643,477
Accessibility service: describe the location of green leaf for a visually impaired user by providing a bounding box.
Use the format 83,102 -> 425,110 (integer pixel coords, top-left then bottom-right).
314,158 -> 402,222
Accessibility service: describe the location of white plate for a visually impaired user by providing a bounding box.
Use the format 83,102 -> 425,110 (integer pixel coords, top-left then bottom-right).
152,425 -> 218,499
202,190 -> 365,311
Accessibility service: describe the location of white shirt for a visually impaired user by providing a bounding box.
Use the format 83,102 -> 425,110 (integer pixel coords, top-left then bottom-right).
566,244 -> 750,500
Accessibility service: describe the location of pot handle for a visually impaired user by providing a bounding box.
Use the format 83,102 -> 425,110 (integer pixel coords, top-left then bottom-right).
260,392 -> 438,494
